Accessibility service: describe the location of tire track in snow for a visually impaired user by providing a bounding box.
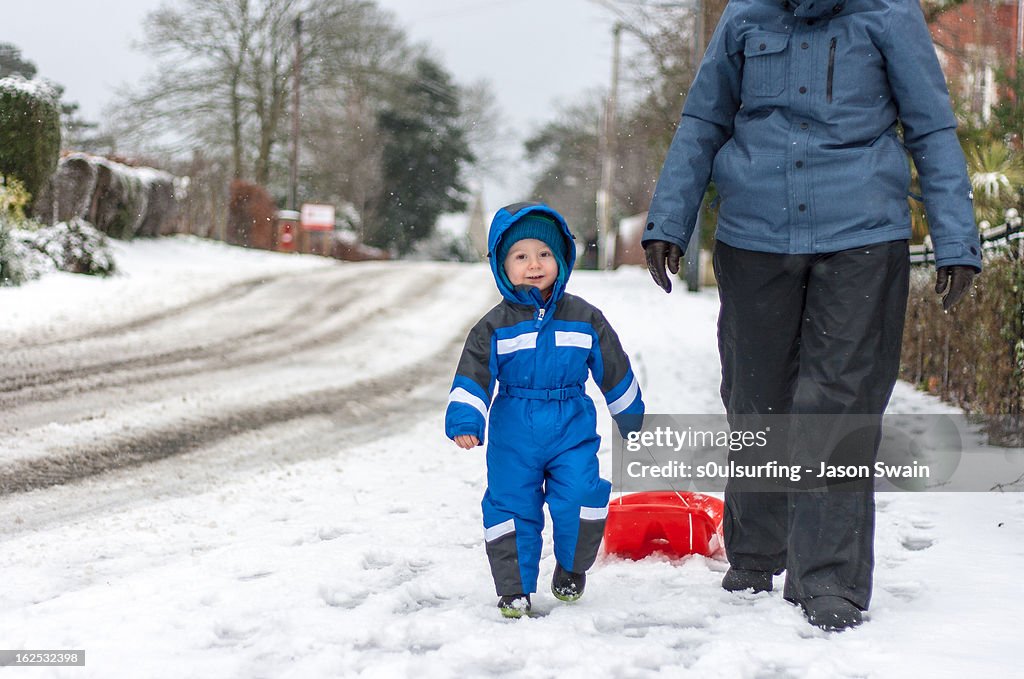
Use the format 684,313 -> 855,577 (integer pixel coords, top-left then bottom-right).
0,266 -> 441,410
0,323 -> 462,496
6,269 -> 318,350
0,340 -> 456,493
0,262 -> 489,497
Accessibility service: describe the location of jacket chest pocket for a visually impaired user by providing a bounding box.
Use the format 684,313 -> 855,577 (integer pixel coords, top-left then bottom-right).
743,32 -> 789,97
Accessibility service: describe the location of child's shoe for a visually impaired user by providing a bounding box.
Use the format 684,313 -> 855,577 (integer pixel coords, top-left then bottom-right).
497,594 -> 531,618
551,563 -> 586,602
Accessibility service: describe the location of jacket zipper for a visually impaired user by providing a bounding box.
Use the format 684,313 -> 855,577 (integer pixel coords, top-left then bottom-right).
535,306 -> 546,327
827,37 -> 836,103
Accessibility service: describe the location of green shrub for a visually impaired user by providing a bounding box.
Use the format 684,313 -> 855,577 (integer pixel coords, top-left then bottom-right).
0,77 -> 61,201
0,174 -> 30,220
0,220 -> 26,286
901,251 -> 1024,418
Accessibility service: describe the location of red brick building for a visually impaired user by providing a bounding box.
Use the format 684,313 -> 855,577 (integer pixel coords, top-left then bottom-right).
929,0 -> 1023,121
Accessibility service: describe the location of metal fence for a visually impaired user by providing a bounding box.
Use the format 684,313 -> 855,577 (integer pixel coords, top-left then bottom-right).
910,211 -> 1024,265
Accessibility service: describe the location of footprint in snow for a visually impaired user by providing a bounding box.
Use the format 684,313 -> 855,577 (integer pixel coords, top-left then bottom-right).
882,581 -> 924,602
900,536 -> 934,551
391,583 -> 451,613
320,584 -> 370,609
361,552 -> 395,570
237,570 -> 274,581
212,621 -> 260,643
316,525 -> 352,541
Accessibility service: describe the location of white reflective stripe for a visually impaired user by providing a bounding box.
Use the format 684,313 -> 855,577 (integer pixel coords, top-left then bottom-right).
607,375 -> 639,415
496,332 -> 538,355
554,331 -> 593,350
448,387 -> 488,419
579,505 -> 608,521
484,518 -> 516,542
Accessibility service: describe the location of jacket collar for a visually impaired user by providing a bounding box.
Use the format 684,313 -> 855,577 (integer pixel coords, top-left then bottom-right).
781,0 -> 846,19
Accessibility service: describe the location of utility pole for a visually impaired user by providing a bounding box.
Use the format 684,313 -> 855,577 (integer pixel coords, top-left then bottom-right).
597,22 -> 623,271
684,0 -> 706,292
289,15 -> 302,212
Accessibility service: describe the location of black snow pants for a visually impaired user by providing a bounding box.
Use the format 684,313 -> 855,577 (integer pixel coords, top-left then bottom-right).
713,239 -> 910,610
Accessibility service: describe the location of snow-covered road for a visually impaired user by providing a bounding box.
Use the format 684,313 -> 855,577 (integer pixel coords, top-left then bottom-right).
0,237 -> 1020,678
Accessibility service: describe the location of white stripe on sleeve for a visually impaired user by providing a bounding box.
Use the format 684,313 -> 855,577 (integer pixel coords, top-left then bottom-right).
607,375 -> 639,415
448,387 -> 488,420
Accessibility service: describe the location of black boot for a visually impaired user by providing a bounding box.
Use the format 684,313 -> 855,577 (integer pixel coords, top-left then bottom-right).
497,593 -> 531,618
721,568 -> 773,593
800,596 -> 863,632
551,562 -> 586,602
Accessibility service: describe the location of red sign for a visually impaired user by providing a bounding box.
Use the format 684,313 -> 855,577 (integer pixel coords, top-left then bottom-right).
301,203 -> 335,231
278,222 -> 296,252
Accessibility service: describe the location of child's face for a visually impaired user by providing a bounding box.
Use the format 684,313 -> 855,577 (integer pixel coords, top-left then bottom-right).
504,238 -> 558,294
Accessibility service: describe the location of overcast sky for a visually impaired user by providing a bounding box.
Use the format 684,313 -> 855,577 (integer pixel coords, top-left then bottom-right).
3,0 -> 632,210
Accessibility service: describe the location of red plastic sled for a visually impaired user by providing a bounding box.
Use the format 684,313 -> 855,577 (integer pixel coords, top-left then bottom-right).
603,491 -> 725,560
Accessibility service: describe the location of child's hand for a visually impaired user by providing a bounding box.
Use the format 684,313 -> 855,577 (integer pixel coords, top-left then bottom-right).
454,435 -> 479,449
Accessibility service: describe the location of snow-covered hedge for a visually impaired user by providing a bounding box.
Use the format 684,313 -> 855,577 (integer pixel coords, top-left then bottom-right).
0,77 -> 61,200
17,218 -> 116,276
32,153 -> 179,239
0,217 -> 116,286
0,222 -> 26,286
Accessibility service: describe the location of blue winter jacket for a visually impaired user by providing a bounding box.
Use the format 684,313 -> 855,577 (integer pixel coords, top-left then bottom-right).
445,202 -> 645,443
643,0 -> 982,271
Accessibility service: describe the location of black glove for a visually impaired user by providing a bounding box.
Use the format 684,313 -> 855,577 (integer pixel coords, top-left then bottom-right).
643,240 -> 683,293
934,265 -> 976,312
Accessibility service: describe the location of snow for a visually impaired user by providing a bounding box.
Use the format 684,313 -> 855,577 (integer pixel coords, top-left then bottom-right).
0,236 -> 1021,678
0,76 -> 59,103
0,236 -> 330,344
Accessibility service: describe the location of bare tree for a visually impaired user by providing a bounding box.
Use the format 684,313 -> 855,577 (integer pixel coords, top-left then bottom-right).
458,79 -> 514,191
109,0 -> 483,253
114,0 -> 260,178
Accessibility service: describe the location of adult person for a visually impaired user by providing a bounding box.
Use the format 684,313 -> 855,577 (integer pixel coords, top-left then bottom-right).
641,0 -> 981,631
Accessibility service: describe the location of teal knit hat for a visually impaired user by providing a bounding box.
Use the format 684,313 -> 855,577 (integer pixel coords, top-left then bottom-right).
496,214 -> 568,268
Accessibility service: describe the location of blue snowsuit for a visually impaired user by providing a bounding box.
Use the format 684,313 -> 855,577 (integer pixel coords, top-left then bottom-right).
445,202 -> 645,596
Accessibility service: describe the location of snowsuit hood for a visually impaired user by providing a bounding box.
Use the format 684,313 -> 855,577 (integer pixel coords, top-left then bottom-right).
488,202 -> 577,307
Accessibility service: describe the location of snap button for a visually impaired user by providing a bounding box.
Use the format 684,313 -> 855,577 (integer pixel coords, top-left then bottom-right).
799,86 -> 807,93
759,43 -> 767,50
800,122 -> 809,129
796,161 -> 804,168
799,204 -> 807,211
646,223 -> 654,231
801,42 -> 809,49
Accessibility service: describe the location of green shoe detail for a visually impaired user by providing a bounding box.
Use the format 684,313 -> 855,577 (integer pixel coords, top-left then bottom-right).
497,594 -> 531,618
551,563 -> 586,602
